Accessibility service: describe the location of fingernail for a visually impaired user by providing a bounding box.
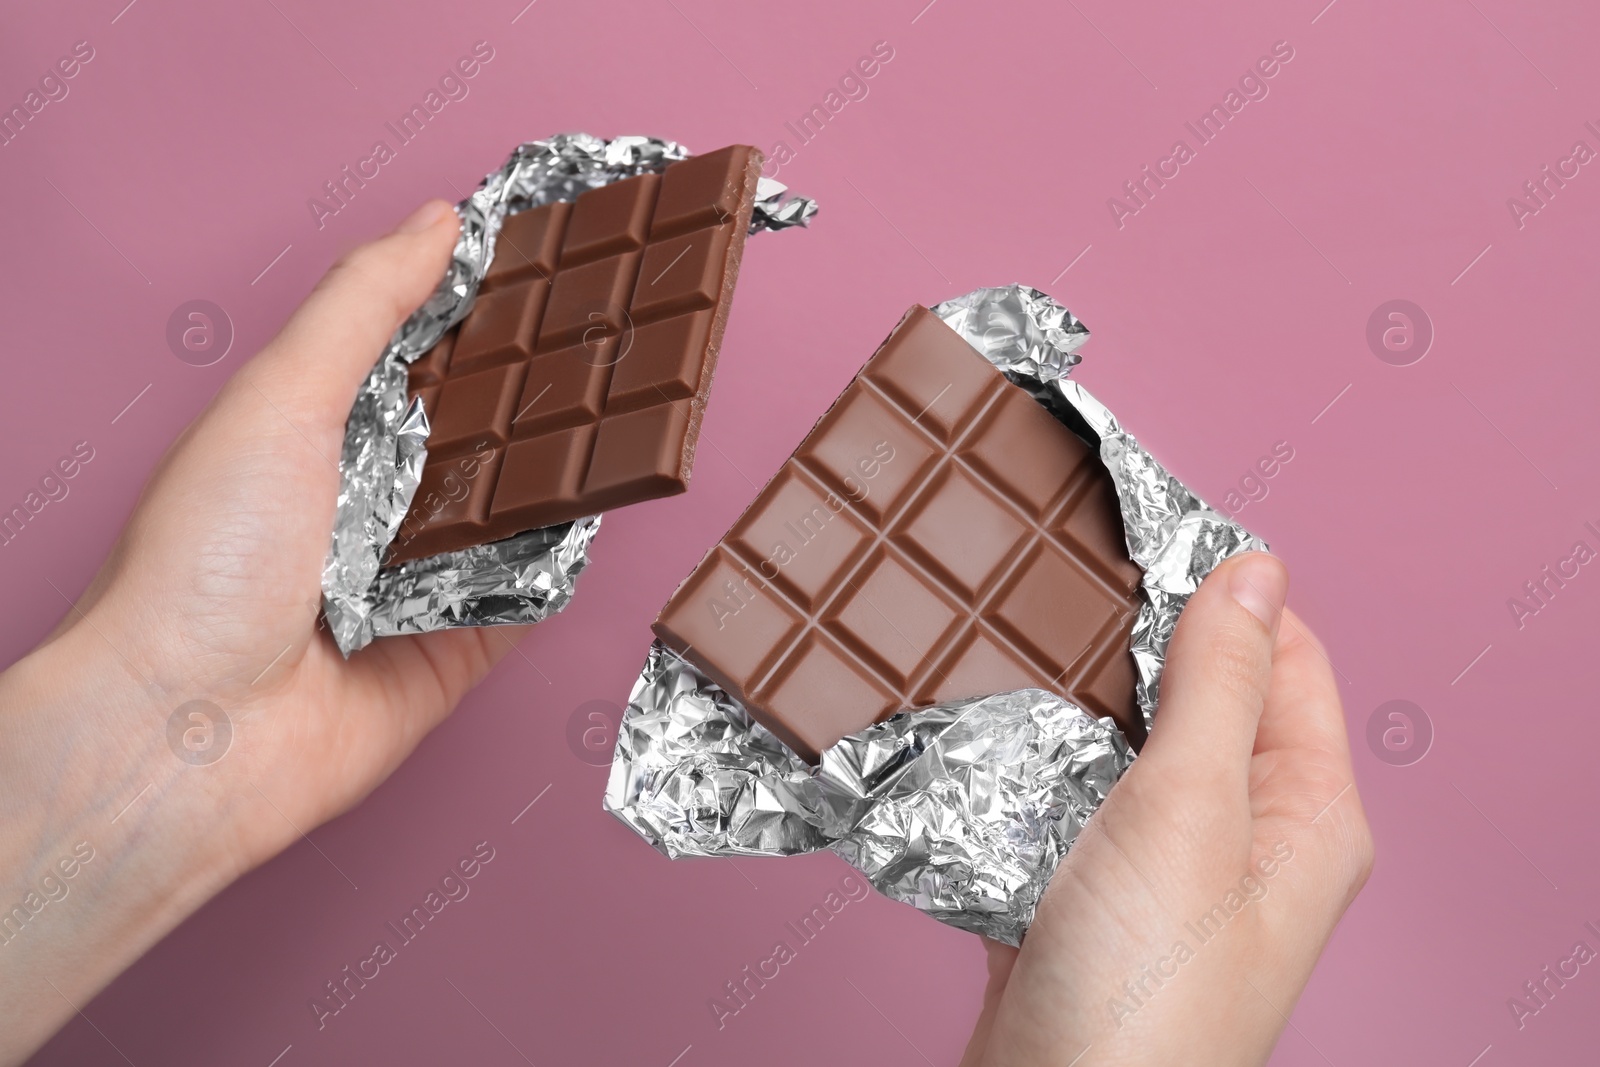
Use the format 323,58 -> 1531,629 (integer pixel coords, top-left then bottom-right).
1229,552 -> 1287,632
395,199 -> 451,234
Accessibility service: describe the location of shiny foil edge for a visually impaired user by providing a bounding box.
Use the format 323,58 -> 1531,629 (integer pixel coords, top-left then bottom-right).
369,516 -> 601,638
605,284 -> 1264,944
321,133 -> 816,655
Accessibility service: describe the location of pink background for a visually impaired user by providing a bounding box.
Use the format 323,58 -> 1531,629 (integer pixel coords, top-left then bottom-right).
3,0 -> 1596,1062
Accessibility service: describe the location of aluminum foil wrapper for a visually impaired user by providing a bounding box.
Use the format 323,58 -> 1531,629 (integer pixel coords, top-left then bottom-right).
608,641 -> 1132,940
321,133 -> 817,655
606,284 -> 1265,945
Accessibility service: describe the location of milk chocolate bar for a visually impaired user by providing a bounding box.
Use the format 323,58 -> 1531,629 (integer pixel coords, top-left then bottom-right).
388,145 -> 763,564
653,306 -> 1144,762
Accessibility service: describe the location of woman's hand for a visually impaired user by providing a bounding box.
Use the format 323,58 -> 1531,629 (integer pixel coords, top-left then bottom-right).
0,200 -> 527,1064
961,552 -> 1374,1067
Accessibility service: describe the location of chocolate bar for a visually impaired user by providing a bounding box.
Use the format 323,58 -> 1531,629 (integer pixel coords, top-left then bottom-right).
653,306 -> 1144,762
388,145 -> 763,564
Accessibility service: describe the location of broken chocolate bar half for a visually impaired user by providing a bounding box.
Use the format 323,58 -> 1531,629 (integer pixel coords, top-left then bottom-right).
388,144 -> 763,564
653,305 -> 1144,763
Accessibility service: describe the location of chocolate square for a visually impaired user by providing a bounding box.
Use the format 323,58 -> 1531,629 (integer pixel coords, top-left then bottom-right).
483,202 -> 569,289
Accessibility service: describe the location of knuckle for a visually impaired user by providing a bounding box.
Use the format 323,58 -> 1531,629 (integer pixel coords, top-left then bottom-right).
322,245 -> 381,292
1301,789 -> 1374,909
320,238 -> 397,296
1341,811 -> 1376,896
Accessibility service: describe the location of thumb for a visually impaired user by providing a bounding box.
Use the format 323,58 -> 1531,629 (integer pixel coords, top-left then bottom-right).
60,201 -> 460,631
245,198 -> 459,439
1136,551 -> 1288,796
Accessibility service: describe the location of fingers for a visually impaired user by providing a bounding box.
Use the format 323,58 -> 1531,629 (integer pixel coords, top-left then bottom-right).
245,199 -> 459,435
352,622 -> 534,736
957,941 -> 1019,1067
1254,606 -> 1375,900
1136,551 -> 1288,796
1252,606 -> 1348,763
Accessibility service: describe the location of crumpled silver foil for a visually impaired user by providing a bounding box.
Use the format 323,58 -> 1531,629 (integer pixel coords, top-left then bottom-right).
366,516 -> 602,639
322,133 -> 816,655
824,688 -> 1132,938
608,642 -> 1132,940
605,284 -> 1265,945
